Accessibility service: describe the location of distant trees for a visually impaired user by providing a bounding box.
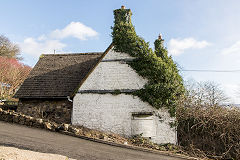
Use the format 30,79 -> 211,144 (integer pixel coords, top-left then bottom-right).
0,35 -> 31,100
0,35 -> 21,59
0,57 -> 31,100
184,80 -> 229,107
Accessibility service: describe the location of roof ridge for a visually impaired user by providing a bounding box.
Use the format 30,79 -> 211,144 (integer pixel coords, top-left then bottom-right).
42,52 -> 103,56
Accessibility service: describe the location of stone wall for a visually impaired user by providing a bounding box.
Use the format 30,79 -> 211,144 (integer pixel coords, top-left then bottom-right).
0,109 -> 183,155
79,48 -> 148,91
18,98 -> 72,124
72,93 -> 176,144
72,47 -> 176,144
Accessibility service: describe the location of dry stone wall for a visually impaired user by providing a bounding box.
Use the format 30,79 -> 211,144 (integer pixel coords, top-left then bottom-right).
0,108 -> 183,155
0,108 -> 129,145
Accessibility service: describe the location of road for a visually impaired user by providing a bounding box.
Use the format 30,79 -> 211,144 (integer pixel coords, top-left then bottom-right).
0,121 -> 186,160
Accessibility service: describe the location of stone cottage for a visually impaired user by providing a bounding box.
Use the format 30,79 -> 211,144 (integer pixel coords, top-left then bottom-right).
14,6 -> 177,144
14,44 -> 176,144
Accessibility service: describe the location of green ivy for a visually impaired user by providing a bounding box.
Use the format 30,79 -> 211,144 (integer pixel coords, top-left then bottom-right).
112,8 -> 185,117
112,89 -> 121,95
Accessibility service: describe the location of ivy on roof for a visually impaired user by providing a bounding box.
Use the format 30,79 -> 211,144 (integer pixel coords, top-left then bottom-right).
112,8 -> 185,117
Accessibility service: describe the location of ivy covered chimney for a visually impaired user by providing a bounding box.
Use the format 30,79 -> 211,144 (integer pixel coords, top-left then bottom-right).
154,33 -> 167,58
113,6 -> 132,24
112,6 -> 185,117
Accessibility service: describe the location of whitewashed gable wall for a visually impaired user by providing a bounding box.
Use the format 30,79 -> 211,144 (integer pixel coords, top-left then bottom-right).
79,49 -> 147,90
72,47 -> 176,144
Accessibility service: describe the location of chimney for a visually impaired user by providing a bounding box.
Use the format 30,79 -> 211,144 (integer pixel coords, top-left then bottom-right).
158,34 -> 162,40
114,6 -> 131,24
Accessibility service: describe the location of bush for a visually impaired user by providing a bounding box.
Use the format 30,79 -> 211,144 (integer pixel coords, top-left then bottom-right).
177,106 -> 240,159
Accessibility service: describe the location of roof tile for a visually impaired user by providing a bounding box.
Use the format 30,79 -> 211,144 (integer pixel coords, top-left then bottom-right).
14,52 -> 103,98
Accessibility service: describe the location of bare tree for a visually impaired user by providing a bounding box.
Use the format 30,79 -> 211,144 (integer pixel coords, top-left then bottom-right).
184,80 -> 229,107
202,81 -> 229,106
0,35 -> 21,59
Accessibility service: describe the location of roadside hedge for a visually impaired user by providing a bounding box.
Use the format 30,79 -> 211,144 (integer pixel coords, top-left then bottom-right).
177,106 -> 240,159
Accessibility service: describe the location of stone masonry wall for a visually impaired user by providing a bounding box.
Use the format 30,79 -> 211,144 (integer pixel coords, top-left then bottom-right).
72,48 -> 176,144
79,49 -> 148,91
18,98 -> 72,124
72,93 -> 176,144
0,108 -> 183,154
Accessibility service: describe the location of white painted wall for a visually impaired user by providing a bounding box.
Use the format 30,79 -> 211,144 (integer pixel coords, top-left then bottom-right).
72,94 -> 176,144
103,48 -> 133,60
79,61 -> 147,90
79,49 -> 147,91
72,47 -> 177,144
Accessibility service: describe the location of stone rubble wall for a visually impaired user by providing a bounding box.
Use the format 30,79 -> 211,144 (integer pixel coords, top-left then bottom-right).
0,109 -> 186,157
73,93 -> 177,144
17,99 -> 72,124
0,108 -> 60,130
0,108 -> 128,144
73,48 -> 177,144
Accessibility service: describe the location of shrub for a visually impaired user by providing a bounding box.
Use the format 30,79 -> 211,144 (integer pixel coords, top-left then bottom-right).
177,106 -> 240,159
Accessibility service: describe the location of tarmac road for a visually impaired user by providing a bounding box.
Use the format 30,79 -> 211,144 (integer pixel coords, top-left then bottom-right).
0,121 -> 187,160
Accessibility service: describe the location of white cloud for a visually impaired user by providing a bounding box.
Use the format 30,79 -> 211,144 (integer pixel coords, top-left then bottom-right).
20,21 -> 98,58
221,41 -> 240,55
168,38 -> 211,56
37,35 -> 47,41
51,22 -> 98,40
20,38 -> 66,57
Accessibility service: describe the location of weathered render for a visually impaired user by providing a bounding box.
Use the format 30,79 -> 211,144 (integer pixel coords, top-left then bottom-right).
72,48 -> 176,144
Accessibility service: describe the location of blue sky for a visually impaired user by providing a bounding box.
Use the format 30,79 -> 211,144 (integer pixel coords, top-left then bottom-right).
1,0 -> 240,103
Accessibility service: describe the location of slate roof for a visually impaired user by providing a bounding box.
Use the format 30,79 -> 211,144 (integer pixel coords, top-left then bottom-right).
14,52 -> 104,98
